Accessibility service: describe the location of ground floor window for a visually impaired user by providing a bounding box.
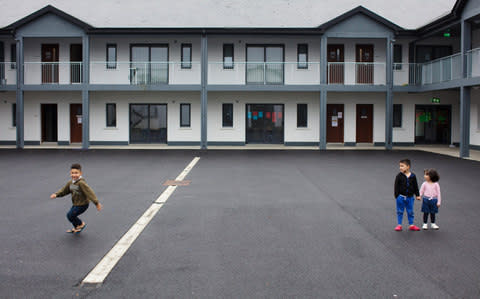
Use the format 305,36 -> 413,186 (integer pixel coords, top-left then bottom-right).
12,103 -> 16,127
297,103 -> 307,127
106,103 -> 116,127
246,104 -> 284,144
222,103 -> 233,127
180,103 -> 191,127
130,104 -> 167,143
393,104 -> 402,128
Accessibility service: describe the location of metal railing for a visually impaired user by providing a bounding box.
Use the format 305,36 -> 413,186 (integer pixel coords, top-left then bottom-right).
23,62 -> 83,84
245,62 -> 284,85
327,62 -> 386,85
421,53 -> 462,84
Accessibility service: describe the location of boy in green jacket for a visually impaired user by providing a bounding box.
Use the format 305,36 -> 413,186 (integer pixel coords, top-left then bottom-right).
50,163 -> 103,233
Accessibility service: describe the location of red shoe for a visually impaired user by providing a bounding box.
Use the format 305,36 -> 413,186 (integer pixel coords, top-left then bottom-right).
394,225 -> 402,231
409,225 -> 421,231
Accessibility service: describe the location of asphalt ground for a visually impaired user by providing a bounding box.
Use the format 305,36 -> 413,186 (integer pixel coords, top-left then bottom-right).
0,149 -> 479,298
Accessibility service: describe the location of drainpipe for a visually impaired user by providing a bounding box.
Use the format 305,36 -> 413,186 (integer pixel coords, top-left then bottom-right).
15,36 -> 24,149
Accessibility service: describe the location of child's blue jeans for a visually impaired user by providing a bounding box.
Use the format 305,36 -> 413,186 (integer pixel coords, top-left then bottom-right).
396,195 -> 414,225
67,205 -> 89,228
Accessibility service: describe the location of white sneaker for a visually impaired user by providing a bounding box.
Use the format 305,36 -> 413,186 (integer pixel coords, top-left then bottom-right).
422,223 -> 428,230
431,223 -> 439,230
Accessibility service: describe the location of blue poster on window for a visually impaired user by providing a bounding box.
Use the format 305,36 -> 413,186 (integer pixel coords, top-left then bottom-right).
248,112 -> 252,119
253,115 -> 258,120
258,111 -> 263,118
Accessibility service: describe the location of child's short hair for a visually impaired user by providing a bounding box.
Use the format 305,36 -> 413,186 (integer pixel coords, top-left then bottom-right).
399,159 -> 411,167
71,163 -> 82,171
424,168 -> 440,182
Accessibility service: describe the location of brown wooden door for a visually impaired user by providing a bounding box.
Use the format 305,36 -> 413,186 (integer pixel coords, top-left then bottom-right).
42,44 -> 59,83
356,44 -> 373,84
70,104 -> 82,143
70,44 -> 82,84
328,45 -> 344,84
327,104 -> 344,143
356,104 -> 373,143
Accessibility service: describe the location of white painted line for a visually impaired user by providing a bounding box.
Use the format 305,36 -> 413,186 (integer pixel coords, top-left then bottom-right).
82,157 -> 200,285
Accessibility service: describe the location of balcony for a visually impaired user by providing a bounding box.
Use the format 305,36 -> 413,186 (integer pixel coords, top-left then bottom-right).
467,47 -> 480,78
90,61 -> 201,85
327,62 -> 386,85
0,62 -> 17,85
23,62 -> 83,85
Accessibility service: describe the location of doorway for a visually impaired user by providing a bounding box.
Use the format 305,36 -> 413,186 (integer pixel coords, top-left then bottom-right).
70,44 -> 82,84
41,104 -> 58,142
246,104 -> 284,144
328,45 -> 344,84
356,44 -> 374,84
130,104 -> 167,143
415,105 -> 451,144
42,44 -> 59,84
70,104 -> 82,143
327,104 -> 344,143
356,104 -> 373,143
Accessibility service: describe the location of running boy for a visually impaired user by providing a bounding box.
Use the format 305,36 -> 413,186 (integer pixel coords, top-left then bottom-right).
50,163 -> 102,233
394,159 -> 421,231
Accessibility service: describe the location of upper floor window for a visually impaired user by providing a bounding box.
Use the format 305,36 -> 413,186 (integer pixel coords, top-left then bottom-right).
130,45 -> 168,85
11,44 -> 16,69
393,104 -> 402,128
246,45 -> 284,85
393,44 -> 402,70
297,44 -> 308,69
181,44 -> 192,69
223,44 -> 234,69
106,44 -> 117,69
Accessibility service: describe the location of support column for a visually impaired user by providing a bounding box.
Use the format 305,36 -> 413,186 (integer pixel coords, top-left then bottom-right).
200,33 -> 208,150
319,35 -> 327,150
385,37 -> 394,150
460,20 -> 471,158
15,37 -> 24,149
82,34 -> 90,150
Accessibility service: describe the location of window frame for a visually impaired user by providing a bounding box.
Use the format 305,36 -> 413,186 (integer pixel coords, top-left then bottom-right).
393,104 -> 402,128
393,44 -> 402,70
180,103 -> 191,127
223,44 -> 234,69
297,103 -> 308,128
106,44 -> 117,69
222,103 -> 233,127
106,103 -> 117,127
181,43 -> 192,69
11,44 -> 16,69
297,44 -> 308,69
12,103 -> 16,127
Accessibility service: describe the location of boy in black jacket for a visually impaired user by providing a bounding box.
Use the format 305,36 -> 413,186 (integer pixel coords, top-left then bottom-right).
394,159 -> 421,231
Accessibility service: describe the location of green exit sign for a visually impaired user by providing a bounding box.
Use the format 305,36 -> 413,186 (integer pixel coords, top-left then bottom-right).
431,97 -> 440,103
443,32 -> 451,37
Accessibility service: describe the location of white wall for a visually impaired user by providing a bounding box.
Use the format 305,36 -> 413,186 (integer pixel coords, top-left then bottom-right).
90,36 -> 201,85
207,92 -> 319,143
470,89 -> 480,146
90,91 -> 201,143
393,38 -> 413,86
0,92 -> 17,141
0,38 -> 17,85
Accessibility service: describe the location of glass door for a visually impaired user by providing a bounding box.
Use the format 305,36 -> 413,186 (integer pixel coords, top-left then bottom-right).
246,104 -> 284,144
415,105 -> 451,144
130,104 -> 167,143
131,45 -> 168,85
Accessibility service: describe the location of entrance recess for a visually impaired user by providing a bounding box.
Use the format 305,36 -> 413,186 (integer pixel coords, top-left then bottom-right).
356,44 -> 374,84
246,104 -> 284,144
130,104 -> 167,143
70,104 -> 82,143
327,104 -> 344,143
41,104 -> 58,142
415,105 -> 451,144
356,104 -> 373,143
70,44 -> 82,84
42,44 -> 59,84
328,45 -> 344,84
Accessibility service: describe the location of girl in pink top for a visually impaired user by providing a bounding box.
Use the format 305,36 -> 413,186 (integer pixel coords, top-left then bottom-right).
419,169 -> 441,230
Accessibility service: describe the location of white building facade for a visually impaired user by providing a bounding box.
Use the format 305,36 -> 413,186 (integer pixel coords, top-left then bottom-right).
1,0 -> 480,157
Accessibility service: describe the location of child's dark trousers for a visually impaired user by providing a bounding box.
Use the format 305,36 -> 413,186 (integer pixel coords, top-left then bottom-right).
67,205 -> 89,228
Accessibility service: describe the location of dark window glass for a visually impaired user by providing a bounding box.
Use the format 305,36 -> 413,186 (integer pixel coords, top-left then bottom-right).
394,44 -> 402,70
12,103 -> 16,127
106,103 -> 117,127
297,104 -> 308,127
180,103 -> 191,127
222,103 -> 233,127
106,44 -> 117,69
393,104 -> 402,128
297,44 -> 308,69
181,44 -> 192,69
223,44 -> 234,69
11,44 -> 16,69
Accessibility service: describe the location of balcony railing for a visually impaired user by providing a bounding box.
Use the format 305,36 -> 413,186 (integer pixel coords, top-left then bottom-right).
327,62 -> 386,85
467,47 -> 480,78
24,62 -> 83,84
0,62 -> 17,85
420,53 -> 462,84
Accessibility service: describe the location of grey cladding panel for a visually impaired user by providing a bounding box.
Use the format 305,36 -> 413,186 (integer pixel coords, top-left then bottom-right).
463,0 -> 480,20
325,13 -> 393,37
16,14 -> 84,37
